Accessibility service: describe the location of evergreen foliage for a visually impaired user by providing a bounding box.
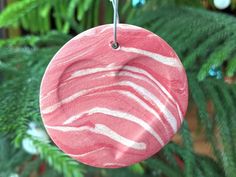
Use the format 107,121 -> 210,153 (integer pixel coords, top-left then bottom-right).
0,0 -> 133,34
1,0 -> 236,177
0,136 -> 30,177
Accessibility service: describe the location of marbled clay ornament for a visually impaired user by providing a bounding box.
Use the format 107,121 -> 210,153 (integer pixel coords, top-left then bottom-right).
40,24 -> 188,168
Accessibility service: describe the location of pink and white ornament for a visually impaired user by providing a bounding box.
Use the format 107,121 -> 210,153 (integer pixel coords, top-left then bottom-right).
40,24 -> 188,168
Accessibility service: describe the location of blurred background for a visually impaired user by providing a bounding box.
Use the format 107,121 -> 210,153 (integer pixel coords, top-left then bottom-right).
1,0 -> 236,177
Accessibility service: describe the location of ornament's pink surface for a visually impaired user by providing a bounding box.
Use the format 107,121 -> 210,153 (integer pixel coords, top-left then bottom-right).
40,24 -> 188,168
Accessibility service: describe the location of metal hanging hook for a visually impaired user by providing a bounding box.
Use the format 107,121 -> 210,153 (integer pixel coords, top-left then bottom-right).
110,0 -> 119,49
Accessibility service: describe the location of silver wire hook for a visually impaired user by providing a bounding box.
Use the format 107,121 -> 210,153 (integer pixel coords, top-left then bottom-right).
110,0 -> 119,49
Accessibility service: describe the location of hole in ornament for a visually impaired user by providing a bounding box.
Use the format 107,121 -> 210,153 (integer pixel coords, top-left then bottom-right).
110,41 -> 120,50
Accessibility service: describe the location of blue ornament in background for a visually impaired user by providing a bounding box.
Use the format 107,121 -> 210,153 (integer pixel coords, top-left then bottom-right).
208,67 -> 217,77
132,0 -> 146,7
208,65 -> 223,79
216,70 -> 223,79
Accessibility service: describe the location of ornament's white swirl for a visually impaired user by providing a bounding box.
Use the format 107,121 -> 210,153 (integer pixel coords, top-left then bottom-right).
41,64 -> 184,123
120,47 -> 182,68
68,147 -> 107,157
46,124 -> 146,150
85,89 -> 169,134
103,163 -> 126,167
42,80 -> 177,133
92,68 -> 183,121
67,65 -> 122,80
63,107 -> 164,145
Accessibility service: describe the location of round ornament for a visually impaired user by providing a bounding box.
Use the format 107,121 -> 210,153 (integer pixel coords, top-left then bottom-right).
40,24 -> 188,168
9,174 -> 19,177
213,0 -> 231,9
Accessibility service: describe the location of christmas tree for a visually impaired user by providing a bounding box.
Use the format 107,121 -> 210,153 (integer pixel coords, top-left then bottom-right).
1,0 -> 236,177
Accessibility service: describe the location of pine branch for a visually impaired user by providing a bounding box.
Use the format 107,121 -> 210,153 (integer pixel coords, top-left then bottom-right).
226,54 -> 236,77
196,155 -> 224,177
0,0 -> 47,27
188,74 -> 222,162
205,83 -> 236,177
131,6 -> 236,79
0,136 -> 30,176
144,158 -> 184,177
180,121 -> 195,177
33,140 -> 84,177
0,0 -> 132,34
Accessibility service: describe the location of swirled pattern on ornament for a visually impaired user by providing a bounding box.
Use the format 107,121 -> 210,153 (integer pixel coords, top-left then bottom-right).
40,24 -> 188,168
